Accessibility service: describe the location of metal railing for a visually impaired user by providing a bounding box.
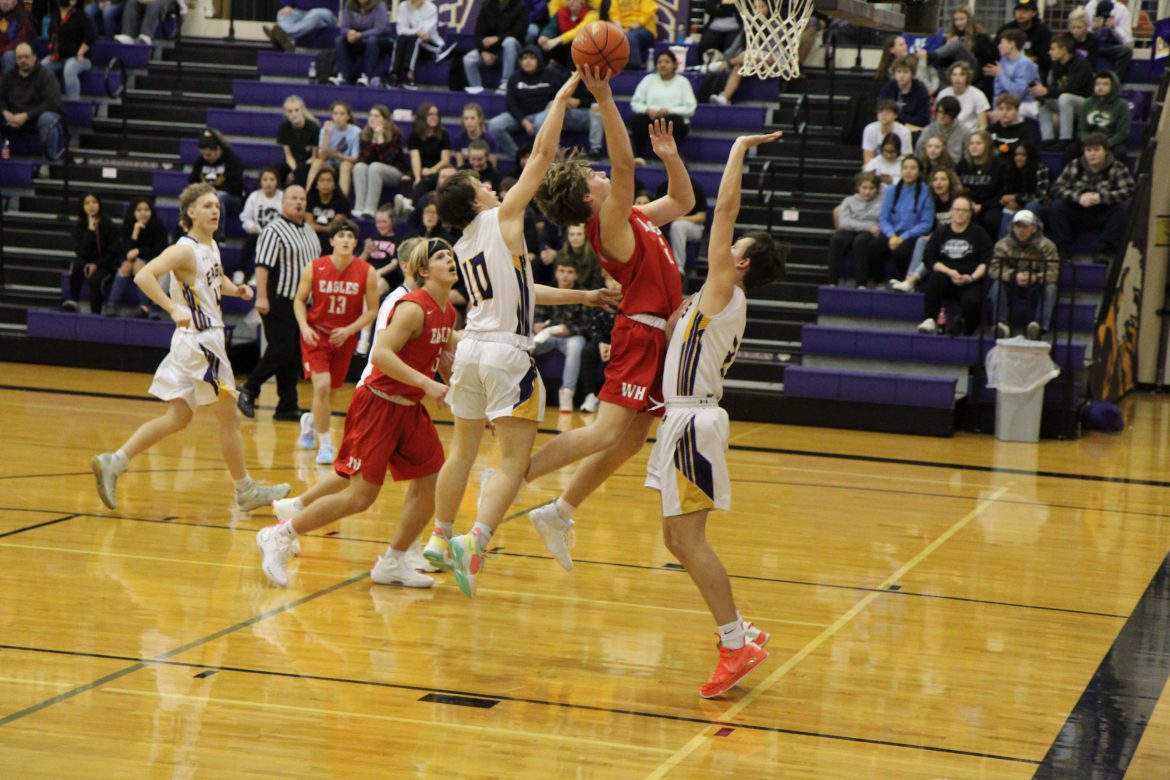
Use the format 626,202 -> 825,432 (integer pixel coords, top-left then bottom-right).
44,116 -> 70,219
104,57 -> 129,156
825,25 -> 838,126
166,5 -> 184,95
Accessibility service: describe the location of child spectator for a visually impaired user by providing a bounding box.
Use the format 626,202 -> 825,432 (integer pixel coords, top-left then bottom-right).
890,168 -> 966,292
956,129 -> 1008,238
389,0 -> 454,89
107,197 -> 167,317
239,167 -> 284,281
629,50 -> 696,163
307,166 -> 353,253
187,128 -> 244,235
1076,71 -> 1129,163
407,102 -> 452,198
328,0 -> 393,87
861,99 -> 912,165
986,29 -> 1040,120
988,209 -> 1061,339
63,192 -> 116,313
533,257 -> 591,413
538,0 -> 598,69
876,34 -> 939,94
306,101 -> 360,197
42,0 -> 93,99
462,0 -> 527,94
916,193 -> 992,336
264,0 -> 338,52
862,134 -> 903,186
276,95 -> 320,187
452,103 -> 499,166
1033,33 -> 1092,146
921,135 -> 957,177
1045,132 -> 1135,264
936,61 -> 990,133
861,155 -> 934,286
359,203 -> 403,296
988,93 -> 1040,157
877,55 -> 930,131
914,96 -> 969,162
827,171 -> 882,286
352,104 -> 410,219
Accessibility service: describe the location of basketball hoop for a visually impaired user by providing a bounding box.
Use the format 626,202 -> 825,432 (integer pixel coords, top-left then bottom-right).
733,0 -> 816,80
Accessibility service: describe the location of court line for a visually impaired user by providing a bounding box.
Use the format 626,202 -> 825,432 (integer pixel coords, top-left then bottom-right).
0,643 -> 1038,765
0,514 -> 80,539
2,381 -> 1163,487
0,467 -> 246,482
0,573 -> 368,727
644,484 -> 1015,780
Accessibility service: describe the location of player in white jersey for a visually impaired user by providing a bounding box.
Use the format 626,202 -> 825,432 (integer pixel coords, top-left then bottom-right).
91,183 -> 291,513
644,133 -> 788,698
429,71 -> 618,598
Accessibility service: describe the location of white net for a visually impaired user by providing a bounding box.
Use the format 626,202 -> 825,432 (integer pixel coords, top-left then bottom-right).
731,0 -> 816,80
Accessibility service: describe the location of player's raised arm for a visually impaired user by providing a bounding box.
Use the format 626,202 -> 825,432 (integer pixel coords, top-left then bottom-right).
134,243 -> 197,327
639,119 -> 695,227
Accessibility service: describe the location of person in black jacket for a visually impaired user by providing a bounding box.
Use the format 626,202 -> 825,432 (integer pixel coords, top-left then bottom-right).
996,0 -> 1053,82
486,45 -> 563,157
0,43 -> 65,163
41,0 -> 94,99
916,194 -> 993,336
1033,34 -> 1092,146
188,128 -> 244,238
463,0 -> 528,94
956,130 -> 1009,239
699,0 -> 741,58
63,192 -> 117,313
107,198 -> 168,317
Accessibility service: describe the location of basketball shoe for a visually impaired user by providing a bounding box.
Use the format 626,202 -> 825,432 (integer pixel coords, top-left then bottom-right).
236,481 -> 292,512
407,538 -> 440,572
298,413 -> 315,449
91,453 -> 121,509
422,527 -> 453,571
447,532 -> 484,598
256,525 -> 293,586
315,443 -> 335,466
270,499 -> 303,554
371,554 -> 435,587
528,502 -> 575,571
700,642 -> 769,699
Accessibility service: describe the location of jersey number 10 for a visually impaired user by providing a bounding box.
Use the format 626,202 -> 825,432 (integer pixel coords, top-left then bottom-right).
459,253 -> 495,307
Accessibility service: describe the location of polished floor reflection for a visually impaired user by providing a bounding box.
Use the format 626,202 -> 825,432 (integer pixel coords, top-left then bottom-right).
1,363 -> 1169,778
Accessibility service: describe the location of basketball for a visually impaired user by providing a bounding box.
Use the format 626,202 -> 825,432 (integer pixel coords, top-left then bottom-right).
571,21 -> 630,76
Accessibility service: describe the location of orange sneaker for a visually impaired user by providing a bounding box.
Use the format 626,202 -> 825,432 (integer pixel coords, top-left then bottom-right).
699,642 -> 768,699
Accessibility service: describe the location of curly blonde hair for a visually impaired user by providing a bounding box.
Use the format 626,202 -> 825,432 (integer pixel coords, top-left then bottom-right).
178,183 -> 217,231
534,150 -> 593,227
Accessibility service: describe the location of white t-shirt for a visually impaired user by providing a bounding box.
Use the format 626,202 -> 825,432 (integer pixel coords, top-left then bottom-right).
862,121 -> 913,156
937,86 -> 991,133
1085,0 -> 1133,45
863,155 -> 903,186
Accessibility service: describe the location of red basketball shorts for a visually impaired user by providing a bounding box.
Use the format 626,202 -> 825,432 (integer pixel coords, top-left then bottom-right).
334,386 -> 444,485
598,315 -> 667,417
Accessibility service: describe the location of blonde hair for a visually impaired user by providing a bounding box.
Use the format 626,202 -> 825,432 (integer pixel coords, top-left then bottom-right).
178,183 -> 216,230
401,236 -> 453,282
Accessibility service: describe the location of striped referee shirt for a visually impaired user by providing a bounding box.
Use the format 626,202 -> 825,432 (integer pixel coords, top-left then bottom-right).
255,215 -> 319,300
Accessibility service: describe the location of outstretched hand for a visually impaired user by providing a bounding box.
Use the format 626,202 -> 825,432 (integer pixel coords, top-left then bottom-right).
579,64 -> 613,99
734,131 -> 783,149
584,287 -> 622,308
555,70 -> 582,102
648,119 -> 679,160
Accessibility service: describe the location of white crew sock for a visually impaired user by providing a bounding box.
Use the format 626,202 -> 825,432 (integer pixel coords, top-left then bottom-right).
555,497 -> 576,521
318,430 -> 333,448
471,521 -> 493,553
718,619 -> 746,650
435,520 -> 454,537
112,450 -> 129,474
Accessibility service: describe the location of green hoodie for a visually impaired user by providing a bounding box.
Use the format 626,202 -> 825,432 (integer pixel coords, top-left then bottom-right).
1077,71 -> 1130,150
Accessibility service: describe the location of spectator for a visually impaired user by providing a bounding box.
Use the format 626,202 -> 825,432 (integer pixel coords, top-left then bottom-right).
276,94 -> 319,187
988,93 -> 1040,157
609,0 -> 657,71
553,221 -> 603,288
1086,0 -> 1133,77
1033,33 -> 1092,146
239,166 -> 284,281
412,201 -> 459,246
0,43 -> 64,165
630,49 -> 696,163
1044,132 -> 1135,264
306,100 -> 360,196
1000,140 -> 1049,225
487,45 -> 560,157
931,6 -> 996,83
699,0 -> 741,61
85,0 -> 122,41
538,0 -> 598,69
113,0 -> 174,47
107,197 -> 167,317
878,55 -> 930,131
986,28 -> 1039,121
989,209 -> 1060,339
577,269 -> 619,413
862,134 -> 903,186
861,99 -> 912,165
307,166 -> 353,252
916,194 -> 991,335
827,171 -> 882,286
1,0 -> 35,75
463,0 -> 527,95
264,0 -> 337,52
351,104 -> 410,219
861,155 -> 934,286
1076,71 -> 1129,163
995,0 -> 1052,82
407,163 -> 456,233
328,0 -> 392,87
915,96 -> 969,162
42,0 -> 94,100
458,138 -> 502,190
532,256 -> 590,411
389,0 -> 454,89
188,128 -> 244,236
239,186 -> 320,422
656,174 -> 708,275
452,102 -> 498,166
936,61 -> 990,132
358,203 -> 402,295
1066,8 -> 1099,69
407,101 -> 452,197
921,134 -> 957,177
62,192 -> 116,313
547,72 -> 605,158
890,168 -> 965,292
522,0 -> 549,43
704,33 -> 749,106
957,130 -> 1007,238
876,33 -> 939,94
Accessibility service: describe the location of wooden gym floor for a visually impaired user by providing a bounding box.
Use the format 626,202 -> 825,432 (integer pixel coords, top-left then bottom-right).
2,361 -> 1169,778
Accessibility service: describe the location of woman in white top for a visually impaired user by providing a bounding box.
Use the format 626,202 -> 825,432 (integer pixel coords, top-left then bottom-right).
389,0 -> 452,88
936,61 -> 990,132
91,183 -> 291,513
630,50 -> 697,164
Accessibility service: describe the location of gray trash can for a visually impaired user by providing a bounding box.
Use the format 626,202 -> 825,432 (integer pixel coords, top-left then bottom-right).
985,337 -> 1060,442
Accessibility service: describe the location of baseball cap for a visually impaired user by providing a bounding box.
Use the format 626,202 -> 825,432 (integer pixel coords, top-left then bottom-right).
1014,0 -> 1037,10
1012,210 -> 1037,225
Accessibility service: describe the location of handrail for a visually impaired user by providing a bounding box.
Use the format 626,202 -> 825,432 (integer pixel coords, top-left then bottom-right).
793,90 -> 808,193
104,57 -> 129,156
43,115 -> 70,217
825,26 -> 838,126
166,6 -> 184,96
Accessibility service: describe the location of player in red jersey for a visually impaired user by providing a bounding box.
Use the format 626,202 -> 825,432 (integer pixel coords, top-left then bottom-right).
526,65 -> 695,569
257,238 -> 459,588
293,217 -> 380,465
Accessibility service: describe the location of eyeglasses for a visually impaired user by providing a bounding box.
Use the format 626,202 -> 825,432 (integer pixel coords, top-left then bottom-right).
950,207 -> 973,213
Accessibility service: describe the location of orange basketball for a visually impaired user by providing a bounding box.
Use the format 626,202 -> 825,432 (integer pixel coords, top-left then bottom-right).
571,21 -> 630,76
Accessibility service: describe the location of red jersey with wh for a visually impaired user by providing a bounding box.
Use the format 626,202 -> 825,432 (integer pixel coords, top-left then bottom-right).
586,207 -> 682,319
364,288 -> 456,402
307,255 -> 372,332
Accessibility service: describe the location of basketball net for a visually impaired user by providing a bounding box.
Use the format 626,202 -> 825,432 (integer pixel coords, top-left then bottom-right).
732,0 -> 816,80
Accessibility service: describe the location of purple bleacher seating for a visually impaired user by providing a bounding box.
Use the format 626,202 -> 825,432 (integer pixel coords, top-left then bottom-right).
783,365 -> 957,409
0,160 -> 35,187
90,40 -> 152,69
27,309 -> 176,348
179,137 -> 284,169
1125,59 -> 1166,84
1120,89 -> 1151,121
817,287 -> 1097,330
801,324 -> 983,365
63,99 -> 93,127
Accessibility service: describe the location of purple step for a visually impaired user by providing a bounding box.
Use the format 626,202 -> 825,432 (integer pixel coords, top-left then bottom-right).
90,40 -> 152,69
27,309 -> 175,348
63,99 -> 94,126
818,286 -> 1099,330
179,137 -> 284,169
801,324 -> 982,364
0,160 -> 35,187
784,365 -> 957,408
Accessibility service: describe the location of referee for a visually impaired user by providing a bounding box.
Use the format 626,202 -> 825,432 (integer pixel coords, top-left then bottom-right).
238,186 -> 319,420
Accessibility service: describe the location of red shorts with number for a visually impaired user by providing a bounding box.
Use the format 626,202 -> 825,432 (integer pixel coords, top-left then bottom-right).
333,386 -> 445,485
301,334 -> 359,389
597,315 -> 667,417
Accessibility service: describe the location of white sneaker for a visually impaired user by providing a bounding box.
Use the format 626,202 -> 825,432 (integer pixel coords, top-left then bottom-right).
710,94 -> 729,105
137,34 -> 152,46
114,34 -> 135,45
298,412 -> 315,449
371,554 -> 435,587
237,481 -> 292,512
529,502 -> 575,571
890,278 -> 915,293
558,386 -> 574,413
464,86 -> 484,95
356,74 -> 370,86
916,318 -> 936,334
995,322 -> 1011,339
91,453 -> 121,509
580,393 -> 599,414
406,538 -> 440,572
271,497 -> 300,522
315,443 -> 335,466
256,526 -> 292,586
477,467 -> 495,514
1026,321 -> 1042,341
278,518 -> 302,556
328,74 -> 346,86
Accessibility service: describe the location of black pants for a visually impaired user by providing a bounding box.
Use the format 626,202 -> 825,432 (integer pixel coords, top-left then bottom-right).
699,27 -> 740,58
630,113 -> 689,160
860,233 -> 916,286
68,261 -> 114,313
244,297 -> 301,412
827,229 -> 872,284
579,337 -> 604,396
922,272 -> 984,335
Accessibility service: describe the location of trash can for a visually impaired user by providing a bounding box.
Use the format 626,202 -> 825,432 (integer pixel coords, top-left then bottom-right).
985,336 -> 1060,442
